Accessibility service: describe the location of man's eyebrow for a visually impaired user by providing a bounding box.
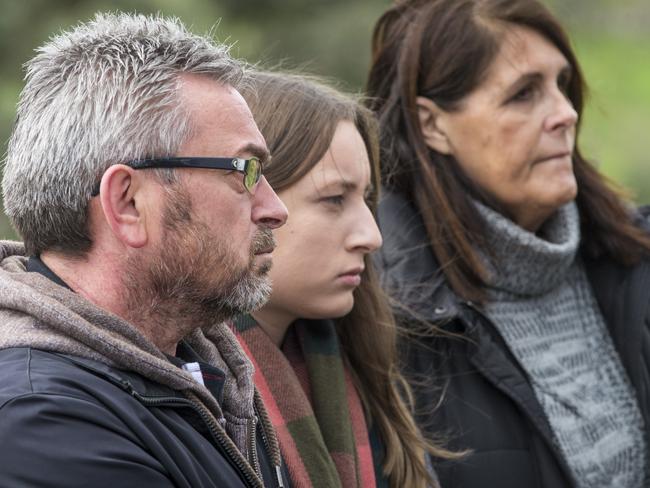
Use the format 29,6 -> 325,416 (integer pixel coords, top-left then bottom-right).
237,143 -> 270,163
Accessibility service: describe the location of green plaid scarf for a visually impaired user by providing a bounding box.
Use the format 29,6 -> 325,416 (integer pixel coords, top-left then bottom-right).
233,315 -> 377,488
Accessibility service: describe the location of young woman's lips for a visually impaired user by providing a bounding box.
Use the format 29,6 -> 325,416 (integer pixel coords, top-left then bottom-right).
338,268 -> 363,286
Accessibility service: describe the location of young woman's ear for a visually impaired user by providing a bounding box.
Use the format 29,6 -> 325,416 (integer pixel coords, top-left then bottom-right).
416,96 -> 452,155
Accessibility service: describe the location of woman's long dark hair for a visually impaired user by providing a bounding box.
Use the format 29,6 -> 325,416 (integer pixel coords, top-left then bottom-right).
367,0 -> 650,303
241,70 -> 457,487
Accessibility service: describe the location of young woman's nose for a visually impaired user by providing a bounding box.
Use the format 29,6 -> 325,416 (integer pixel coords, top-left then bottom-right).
345,204 -> 383,253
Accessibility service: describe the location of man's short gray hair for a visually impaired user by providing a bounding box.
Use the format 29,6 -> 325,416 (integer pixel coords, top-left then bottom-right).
2,12 -> 243,255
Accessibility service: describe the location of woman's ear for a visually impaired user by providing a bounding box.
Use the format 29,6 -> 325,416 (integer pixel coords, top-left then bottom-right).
416,96 -> 452,155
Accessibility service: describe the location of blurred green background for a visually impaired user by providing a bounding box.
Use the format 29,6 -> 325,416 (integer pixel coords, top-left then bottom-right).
0,0 -> 648,240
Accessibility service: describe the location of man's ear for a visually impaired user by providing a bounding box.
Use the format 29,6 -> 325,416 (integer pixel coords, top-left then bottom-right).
416,96 -> 453,155
98,164 -> 149,248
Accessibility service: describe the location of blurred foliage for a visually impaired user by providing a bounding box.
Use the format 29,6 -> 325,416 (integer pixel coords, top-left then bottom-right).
0,0 -> 648,240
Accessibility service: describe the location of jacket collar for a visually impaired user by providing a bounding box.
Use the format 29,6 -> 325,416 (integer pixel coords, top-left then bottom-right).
26,255 -> 71,290
376,191 -> 460,325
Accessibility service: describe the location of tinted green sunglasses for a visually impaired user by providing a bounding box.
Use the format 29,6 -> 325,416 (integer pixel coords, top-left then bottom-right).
91,156 -> 263,196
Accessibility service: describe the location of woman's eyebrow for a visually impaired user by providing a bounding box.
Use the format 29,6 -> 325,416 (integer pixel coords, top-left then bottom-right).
509,72 -> 542,90
508,61 -> 572,90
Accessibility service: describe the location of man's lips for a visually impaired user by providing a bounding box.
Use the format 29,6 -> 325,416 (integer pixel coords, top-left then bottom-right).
252,229 -> 276,255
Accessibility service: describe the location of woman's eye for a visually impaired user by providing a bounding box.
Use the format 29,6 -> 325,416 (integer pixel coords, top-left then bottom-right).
509,84 -> 536,103
558,73 -> 572,96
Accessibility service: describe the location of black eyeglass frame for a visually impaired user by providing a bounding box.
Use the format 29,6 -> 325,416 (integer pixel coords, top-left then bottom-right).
91,156 -> 263,196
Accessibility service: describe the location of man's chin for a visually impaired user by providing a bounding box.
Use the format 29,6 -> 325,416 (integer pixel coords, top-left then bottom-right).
253,255 -> 273,276
219,273 -> 272,317
245,276 -> 273,311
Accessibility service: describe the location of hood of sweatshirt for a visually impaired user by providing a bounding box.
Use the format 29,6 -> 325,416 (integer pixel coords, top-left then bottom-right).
0,240 -> 260,456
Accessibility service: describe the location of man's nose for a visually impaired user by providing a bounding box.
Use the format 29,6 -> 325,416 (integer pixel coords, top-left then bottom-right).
251,176 -> 288,229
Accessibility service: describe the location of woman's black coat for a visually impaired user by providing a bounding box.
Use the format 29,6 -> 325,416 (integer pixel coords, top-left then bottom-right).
376,190 -> 650,488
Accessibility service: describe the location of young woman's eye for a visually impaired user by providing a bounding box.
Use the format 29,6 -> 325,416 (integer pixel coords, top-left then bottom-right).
322,194 -> 345,206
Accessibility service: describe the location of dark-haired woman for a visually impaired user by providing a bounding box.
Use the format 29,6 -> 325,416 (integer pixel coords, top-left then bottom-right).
215,71 -> 453,488
366,0 -> 650,487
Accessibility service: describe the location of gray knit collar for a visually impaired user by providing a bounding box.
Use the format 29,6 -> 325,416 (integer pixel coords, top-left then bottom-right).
475,200 -> 581,297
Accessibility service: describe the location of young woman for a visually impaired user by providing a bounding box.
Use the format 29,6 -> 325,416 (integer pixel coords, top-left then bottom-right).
366,0 -> 650,487
227,71 -> 452,488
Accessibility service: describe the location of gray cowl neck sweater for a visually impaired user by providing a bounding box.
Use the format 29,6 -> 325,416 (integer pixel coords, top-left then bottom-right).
0,240 -> 275,475
476,201 -> 646,488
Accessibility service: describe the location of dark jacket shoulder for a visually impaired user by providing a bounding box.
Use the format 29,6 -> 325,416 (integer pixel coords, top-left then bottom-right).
0,347 -> 272,488
377,190 -> 650,487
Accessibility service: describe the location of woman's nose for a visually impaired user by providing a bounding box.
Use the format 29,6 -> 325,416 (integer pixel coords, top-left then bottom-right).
545,90 -> 578,132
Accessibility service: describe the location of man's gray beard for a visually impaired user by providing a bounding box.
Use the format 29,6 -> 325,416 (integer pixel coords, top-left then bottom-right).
122,185 -> 274,336
211,229 -> 275,318
220,262 -> 272,317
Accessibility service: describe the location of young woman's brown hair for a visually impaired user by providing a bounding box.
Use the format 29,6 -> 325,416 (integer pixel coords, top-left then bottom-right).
241,70 -> 453,487
367,0 -> 650,303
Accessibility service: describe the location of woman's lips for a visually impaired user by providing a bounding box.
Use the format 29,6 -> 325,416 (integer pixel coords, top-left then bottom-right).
536,151 -> 571,163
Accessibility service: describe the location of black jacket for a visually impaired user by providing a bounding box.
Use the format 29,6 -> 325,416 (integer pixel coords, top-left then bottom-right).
0,346 -> 286,488
376,191 -> 650,488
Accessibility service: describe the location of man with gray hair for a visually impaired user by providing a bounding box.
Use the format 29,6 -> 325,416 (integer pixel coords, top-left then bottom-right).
0,13 -> 288,487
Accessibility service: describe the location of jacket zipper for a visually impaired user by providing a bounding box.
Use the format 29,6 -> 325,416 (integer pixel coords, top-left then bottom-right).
253,396 -> 285,488
247,415 -> 261,478
126,387 -> 263,488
